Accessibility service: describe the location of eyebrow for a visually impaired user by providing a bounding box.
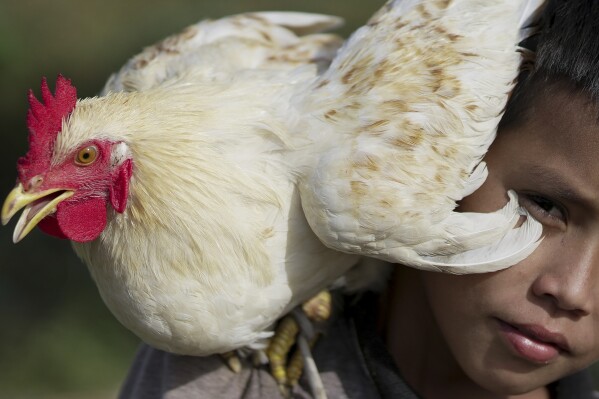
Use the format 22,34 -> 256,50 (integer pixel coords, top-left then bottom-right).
524,164 -> 589,206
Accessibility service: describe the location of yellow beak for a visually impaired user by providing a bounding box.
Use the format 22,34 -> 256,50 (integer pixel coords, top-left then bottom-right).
2,183 -> 74,243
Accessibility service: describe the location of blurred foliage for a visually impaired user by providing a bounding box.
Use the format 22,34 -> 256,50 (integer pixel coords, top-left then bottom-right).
0,1 -> 380,398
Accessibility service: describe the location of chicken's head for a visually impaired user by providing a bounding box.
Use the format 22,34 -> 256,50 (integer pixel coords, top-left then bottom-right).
2,76 -> 132,243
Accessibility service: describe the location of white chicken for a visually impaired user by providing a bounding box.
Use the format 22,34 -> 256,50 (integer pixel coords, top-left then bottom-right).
2,12 -> 358,357
2,0 -> 544,379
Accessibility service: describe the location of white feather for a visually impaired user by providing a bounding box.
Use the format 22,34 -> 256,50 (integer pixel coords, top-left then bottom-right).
460,161 -> 488,198
416,208 -> 544,274
295,0 -> 546,273
102,12 -> 344,94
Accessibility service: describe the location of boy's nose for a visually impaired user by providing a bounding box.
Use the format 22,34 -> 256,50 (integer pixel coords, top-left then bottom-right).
530,241 -> 599,318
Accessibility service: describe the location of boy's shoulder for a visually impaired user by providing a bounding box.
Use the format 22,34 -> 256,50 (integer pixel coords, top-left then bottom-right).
117,295 -> 382,399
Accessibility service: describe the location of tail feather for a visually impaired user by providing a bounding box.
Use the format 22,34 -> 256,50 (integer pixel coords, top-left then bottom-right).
442,190 -> 522,249
297,0 -> 548,274
401,191 -> 526,257
412,207 -> 543,274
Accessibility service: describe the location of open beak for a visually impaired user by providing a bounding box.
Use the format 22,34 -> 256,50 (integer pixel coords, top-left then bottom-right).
2,183 -> 74,243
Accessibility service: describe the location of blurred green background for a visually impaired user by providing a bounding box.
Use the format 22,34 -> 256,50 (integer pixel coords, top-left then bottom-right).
0,1 -> 380,398
2,1 -> 599,398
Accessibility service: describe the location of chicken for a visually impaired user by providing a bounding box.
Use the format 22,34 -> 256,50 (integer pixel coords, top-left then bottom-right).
1,12 -> 359,357
1,0 -> 544,373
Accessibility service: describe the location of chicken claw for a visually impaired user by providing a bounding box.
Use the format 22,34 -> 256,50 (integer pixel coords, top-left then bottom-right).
266,290 -> 333,397
301,290 -> 332,323
267,315 -> 299,393
221,350 -> 242,373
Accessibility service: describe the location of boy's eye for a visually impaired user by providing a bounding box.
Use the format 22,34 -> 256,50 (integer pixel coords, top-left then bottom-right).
531,196 -> 554,213
519,193 -> 566,229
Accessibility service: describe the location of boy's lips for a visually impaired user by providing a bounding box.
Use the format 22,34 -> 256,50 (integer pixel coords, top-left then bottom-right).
495,318 -> 571,364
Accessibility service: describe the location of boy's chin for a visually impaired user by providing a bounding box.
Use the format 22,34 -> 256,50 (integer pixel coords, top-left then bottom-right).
464,362 -> 569,395
476,375 -> 547,395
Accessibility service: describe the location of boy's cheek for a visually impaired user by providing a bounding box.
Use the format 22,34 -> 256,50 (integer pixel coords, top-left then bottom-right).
456,171 -> 510,214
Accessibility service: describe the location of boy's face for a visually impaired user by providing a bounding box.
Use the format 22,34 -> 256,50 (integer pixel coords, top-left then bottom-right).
421,84 -> 599,393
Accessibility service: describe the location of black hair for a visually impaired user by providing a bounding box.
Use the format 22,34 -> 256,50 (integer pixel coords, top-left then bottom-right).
500,0 -> 599,129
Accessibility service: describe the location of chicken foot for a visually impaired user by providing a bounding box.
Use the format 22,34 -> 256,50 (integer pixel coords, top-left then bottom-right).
266,290 -> 332,398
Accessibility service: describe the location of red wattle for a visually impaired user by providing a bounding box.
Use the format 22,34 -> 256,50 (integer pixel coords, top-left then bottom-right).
38,215 -> 68,239
56,197 -> 107,242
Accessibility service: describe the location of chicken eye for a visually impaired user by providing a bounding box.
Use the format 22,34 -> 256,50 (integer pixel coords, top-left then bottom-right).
75,146 -> 98,166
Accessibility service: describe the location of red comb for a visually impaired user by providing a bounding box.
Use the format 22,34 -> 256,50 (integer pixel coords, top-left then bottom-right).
17,75 -> 77,184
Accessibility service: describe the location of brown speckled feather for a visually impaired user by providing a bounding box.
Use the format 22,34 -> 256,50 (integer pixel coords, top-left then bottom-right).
296,0 -> 545,273
101,12 -> 344,94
